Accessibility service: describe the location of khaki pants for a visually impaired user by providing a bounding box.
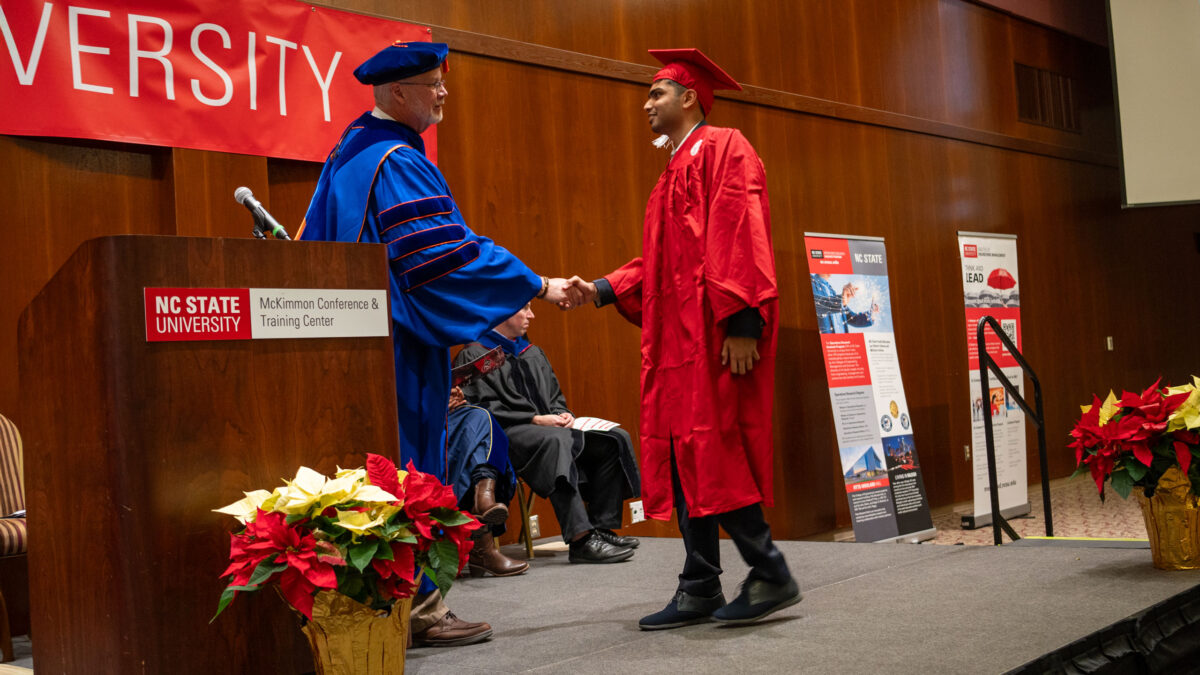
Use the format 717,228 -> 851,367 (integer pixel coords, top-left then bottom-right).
409,590 -> 450,634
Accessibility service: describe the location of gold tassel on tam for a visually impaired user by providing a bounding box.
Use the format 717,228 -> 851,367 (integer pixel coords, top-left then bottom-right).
1137,467 -> 1200,570
300,591 -> 413,675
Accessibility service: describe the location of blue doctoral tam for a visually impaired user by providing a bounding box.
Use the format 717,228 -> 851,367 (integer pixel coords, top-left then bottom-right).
354,41 -> 449,85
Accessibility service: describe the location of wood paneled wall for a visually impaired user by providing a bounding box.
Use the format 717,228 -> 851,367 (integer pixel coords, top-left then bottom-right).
3,0 -> 1198,542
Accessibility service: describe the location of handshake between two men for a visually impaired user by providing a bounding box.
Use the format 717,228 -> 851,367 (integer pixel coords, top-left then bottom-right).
540,275 -> 763,376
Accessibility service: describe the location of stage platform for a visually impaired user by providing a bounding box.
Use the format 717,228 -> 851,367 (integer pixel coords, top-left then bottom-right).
407,537 -> 1200,674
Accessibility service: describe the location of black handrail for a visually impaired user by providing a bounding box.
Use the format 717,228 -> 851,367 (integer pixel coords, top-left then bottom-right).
976,316 -> 1052,546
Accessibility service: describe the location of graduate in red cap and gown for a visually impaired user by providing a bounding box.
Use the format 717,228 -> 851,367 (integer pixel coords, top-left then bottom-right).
568,48 -> 800,629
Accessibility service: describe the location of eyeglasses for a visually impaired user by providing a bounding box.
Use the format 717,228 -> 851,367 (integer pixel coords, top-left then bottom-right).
396,79 -> 447,91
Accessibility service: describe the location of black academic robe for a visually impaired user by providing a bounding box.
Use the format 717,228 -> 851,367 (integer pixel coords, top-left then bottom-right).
455,335 -> 640,501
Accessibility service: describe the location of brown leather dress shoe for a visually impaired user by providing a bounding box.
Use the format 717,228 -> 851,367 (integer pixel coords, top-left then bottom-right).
473,478 -> 509,525
468,531 -> 529,577
410,611 -> 493,648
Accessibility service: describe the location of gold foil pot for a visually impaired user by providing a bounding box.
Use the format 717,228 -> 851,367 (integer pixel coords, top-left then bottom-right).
1137,467 -> 1200,570
301,591 -> 412,675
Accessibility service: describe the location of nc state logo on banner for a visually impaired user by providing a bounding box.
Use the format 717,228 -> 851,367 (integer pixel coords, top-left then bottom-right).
0,0 -> 434,162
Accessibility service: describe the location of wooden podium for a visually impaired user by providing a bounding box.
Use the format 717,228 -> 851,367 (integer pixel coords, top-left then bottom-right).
17,236 -> 400,673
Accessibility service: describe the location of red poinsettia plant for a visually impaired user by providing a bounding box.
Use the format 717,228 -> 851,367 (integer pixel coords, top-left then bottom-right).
1070,377 -> 1200,501
212,453 -> 481,621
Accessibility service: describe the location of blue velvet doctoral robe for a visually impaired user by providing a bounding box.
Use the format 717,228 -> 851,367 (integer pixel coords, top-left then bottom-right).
445,404 -> 516,534
299,112 -> 541,480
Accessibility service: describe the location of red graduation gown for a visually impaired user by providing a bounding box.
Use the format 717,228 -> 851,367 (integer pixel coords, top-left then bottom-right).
605,124 -> 779,520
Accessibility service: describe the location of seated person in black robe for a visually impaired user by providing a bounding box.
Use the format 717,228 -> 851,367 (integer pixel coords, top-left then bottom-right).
456,303 -> 642,564
446,387 -> 528,577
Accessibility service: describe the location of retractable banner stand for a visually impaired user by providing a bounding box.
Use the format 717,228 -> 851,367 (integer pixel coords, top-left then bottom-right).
957,232 -> 1029,529
805,233 -> 935,543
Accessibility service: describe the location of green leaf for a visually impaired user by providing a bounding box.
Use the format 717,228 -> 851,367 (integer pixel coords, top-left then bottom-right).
375,543 -> 394,561
419,559 -> 457,596
430,508 -> 474,527
211,585 -> 241,622
338,572 -> 365,603
1110,468 -> 1133,500
1069,463 -> 1088,480
349,540 -> 379,572
286,513 -> 309,525
324,523 -> 349,538
428,539 -> 457,570
210,583 -> 269,623
381,514 -> 412,536
247,557 -> 286,588
425,539 -> 461,594
435,567 -> 456,595
1126,460 -> 1148,482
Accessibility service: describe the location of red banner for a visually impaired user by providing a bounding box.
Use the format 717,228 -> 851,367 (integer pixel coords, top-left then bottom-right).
0,0 -> 433,162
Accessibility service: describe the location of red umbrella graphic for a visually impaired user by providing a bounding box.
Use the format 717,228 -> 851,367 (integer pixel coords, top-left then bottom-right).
987,268 -> 1016,290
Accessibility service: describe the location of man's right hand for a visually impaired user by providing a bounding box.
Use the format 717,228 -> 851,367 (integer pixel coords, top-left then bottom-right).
541,278 -> 572,308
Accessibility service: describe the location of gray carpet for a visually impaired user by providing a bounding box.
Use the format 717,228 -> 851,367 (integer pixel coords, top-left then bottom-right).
407,538 -> 1200,674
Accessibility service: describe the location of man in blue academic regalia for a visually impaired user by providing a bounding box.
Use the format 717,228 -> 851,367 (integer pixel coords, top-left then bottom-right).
298,40 -> 571,648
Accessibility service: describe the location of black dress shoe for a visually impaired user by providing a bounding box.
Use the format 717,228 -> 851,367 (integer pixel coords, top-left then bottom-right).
568,532 -> 635,564
711,577 -> 801,625
639,590 -> 726,630
596,528 -> 640,549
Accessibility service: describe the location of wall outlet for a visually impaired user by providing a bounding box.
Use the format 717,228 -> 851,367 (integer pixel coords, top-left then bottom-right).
528,514 -> 540,539
629,500 -> 645,524
964,444 -> 971,462
1106,336 -> 1114,351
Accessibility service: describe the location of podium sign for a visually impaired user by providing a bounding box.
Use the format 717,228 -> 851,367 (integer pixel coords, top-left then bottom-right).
144,287 -> 389,341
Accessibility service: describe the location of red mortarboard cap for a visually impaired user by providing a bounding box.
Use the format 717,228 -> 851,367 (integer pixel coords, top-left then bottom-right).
649,48 -> 742,115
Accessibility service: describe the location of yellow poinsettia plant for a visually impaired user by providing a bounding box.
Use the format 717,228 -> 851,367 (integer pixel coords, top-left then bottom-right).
1070,377 -> 1200,501
212,454 -> 481,621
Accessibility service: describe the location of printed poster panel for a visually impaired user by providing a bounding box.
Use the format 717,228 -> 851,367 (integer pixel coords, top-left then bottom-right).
806,233 -> 934,542
144,287 -> 389,341
958,233 -> 1028,527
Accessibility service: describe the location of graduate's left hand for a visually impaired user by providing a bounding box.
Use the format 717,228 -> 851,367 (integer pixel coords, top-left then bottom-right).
722,336 -> 760,375
448,386 -> 466,411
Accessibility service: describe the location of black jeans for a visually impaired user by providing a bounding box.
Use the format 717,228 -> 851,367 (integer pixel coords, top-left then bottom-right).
672,447 -> 791,597
547,432 -> 625,541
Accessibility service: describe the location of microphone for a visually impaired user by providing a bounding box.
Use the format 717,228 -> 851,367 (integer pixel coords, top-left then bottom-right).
234,187 -> 291,240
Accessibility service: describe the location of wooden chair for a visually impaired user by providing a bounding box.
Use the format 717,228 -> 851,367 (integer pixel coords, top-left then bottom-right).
0,414 -> 27,663
513,478 -> 536,559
